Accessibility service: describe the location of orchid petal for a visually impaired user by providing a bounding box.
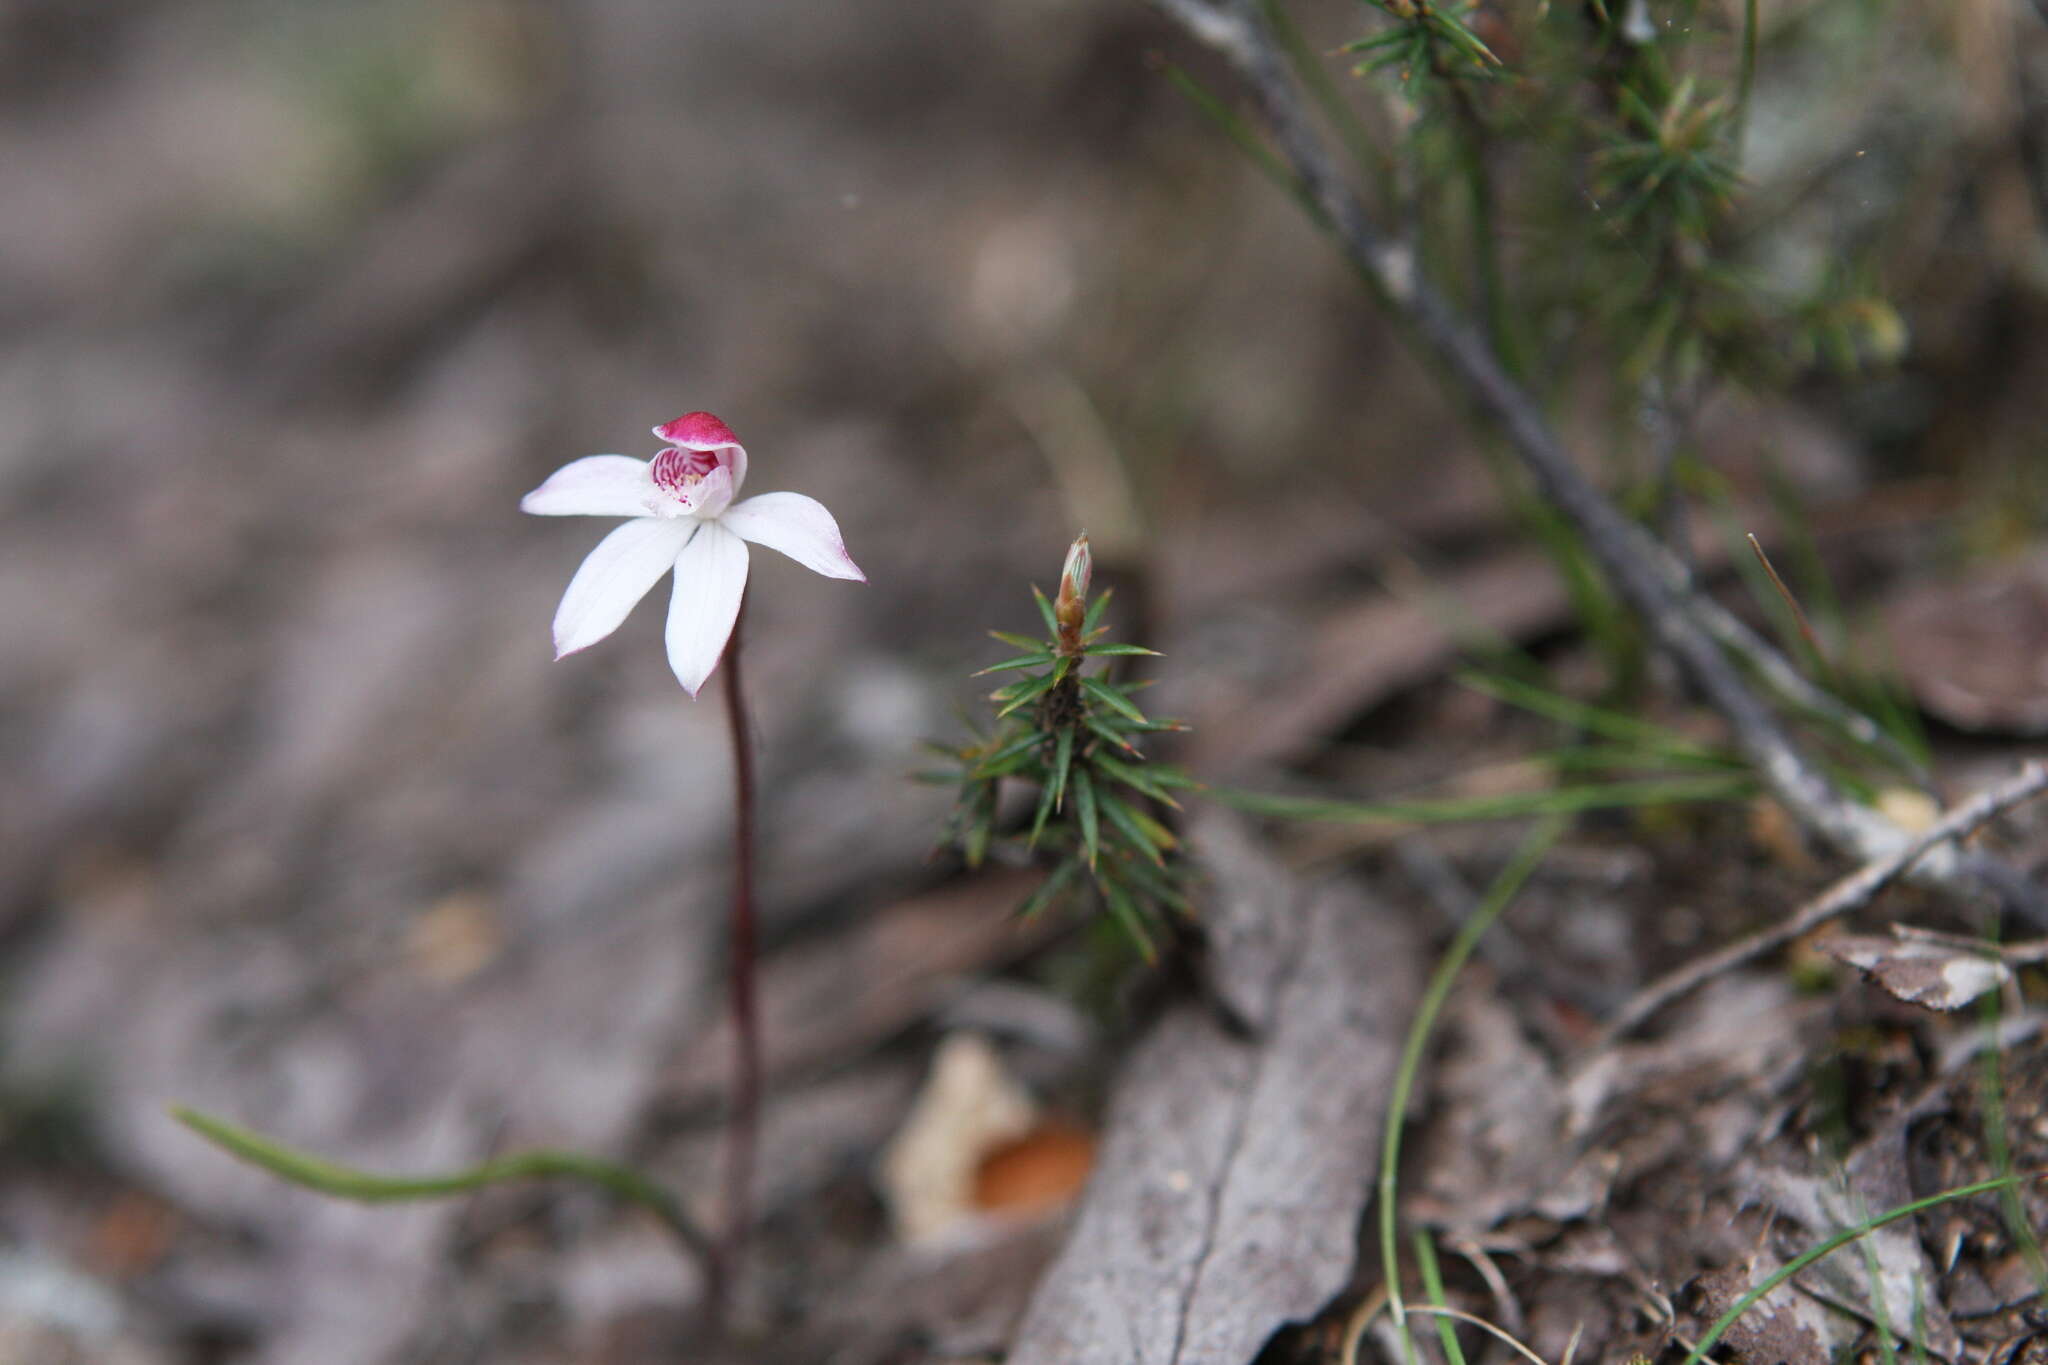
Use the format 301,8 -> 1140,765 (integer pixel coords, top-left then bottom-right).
685,464 -> 735,519
718,492 -> 866,582
664,519 -> 750,695
551,517 -> 695,658
653,411 -> 740,449
653,412 -> 747,495
520,456 -> 659,518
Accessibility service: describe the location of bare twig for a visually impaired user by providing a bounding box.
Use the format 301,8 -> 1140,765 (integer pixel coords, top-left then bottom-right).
1588,762 -> 2048,1051
1147,0 -> 2037,910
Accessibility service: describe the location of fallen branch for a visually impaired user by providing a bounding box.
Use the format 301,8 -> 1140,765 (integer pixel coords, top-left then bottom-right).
1588,761 -> 2048,1051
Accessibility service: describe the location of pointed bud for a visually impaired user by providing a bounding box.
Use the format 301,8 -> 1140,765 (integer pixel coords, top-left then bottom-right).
1055,533 -> 1090,654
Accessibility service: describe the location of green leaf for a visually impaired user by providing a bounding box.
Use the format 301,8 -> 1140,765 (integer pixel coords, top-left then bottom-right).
1084,714 -> 1139,754
973,653 -> 1055,676
968,730 -> 1042,777
995,672 -> 1058,719
1027,761 -> 1060,849
1083,588 -> 1113,634
1098,876 -> 1157,962
1016,857 -> 1081,921
964,813 -> 991,868
1120,853 -> 1193,914
1081,676 -> 1148,725
174,1107 -> 708,1259
1129,806 -> 1179,852
974,751 -> 1038,780
1341,28 -> 1415,55
1051,725 -> 1076,811
1073,766 -> 1101,870
1099,792 -> 1169,866
1032,584 -> 1059,637
1092,752 -> 1183,808
989,630 -> 1048,651
1082,643 -> 1160,658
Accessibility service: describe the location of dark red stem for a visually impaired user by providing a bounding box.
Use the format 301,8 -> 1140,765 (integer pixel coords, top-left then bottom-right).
717,594 -> 760,1308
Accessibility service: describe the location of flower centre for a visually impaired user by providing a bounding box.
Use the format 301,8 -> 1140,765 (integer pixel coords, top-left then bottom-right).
650,446 -> 719,505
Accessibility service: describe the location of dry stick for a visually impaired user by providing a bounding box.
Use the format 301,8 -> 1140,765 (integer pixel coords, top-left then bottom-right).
1149,0 -> 2027,907
1746,532 -> 1828,675
715,594 -> 762,1314
1588,761 -> 2048,1051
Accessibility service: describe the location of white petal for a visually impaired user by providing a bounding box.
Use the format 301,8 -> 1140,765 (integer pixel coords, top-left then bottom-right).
682,464 -> 735,519
521,456 -> 659,517
552,517 -> 695,658
718,492 -> 866,582
664,519 -> 751,695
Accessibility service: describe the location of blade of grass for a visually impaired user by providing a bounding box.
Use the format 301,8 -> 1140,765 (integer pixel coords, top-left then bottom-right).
1217,773 -> 1752,825
1458,669 -> 1731,760
1380,818 -> 1565,1360
1976,982 -> 2048,1303
1412,1229 -> 1469,1365
175,1107 -> 708,1262
1682,1172 -> 2048,1365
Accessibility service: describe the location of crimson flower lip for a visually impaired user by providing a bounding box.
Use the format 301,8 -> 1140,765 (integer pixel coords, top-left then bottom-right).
520,411 -> 865,695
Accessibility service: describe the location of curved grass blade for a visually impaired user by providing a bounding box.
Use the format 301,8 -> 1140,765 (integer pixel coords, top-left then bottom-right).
174,1107 -> 708,1262
1381,819 -> 1563,1358
1682,1172 -> 2048,1365
1218,774 -> 1753,825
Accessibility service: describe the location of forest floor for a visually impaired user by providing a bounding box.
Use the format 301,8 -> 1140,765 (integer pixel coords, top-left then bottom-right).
4,2 -> 2048,1363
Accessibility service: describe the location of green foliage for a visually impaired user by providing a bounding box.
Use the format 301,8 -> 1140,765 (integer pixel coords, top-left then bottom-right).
1334,0 -> 1908,397
174,1107 -> 708,1258
1345,0 -> 1503,90
934,584 -> 1195,960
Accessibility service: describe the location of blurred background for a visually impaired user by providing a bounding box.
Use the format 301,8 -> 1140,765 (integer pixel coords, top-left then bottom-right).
3,0 -> 2047,1361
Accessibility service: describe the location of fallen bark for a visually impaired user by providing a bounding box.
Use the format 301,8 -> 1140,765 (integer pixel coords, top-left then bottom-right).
1006,814 -> 1421,1364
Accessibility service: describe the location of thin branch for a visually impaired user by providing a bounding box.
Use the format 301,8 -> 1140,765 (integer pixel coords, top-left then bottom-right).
1587,761 -> 2048,1051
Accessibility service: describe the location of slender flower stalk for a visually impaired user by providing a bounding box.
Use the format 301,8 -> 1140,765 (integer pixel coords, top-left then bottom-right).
717,597 -> 761,1292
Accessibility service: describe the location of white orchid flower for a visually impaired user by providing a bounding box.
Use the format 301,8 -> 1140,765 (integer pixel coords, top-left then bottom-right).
521,411 -> 865,695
